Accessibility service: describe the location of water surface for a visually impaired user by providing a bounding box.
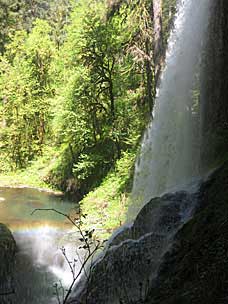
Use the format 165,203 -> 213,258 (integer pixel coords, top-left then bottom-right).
0,187 -> 79,304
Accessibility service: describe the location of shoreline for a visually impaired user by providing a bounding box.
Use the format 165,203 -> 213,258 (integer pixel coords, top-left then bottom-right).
0,175 -> 63,196
0,184 -> 64,196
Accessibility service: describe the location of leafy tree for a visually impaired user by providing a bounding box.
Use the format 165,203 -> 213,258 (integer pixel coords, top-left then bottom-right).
0,0 -> 177,195
0,0 -> 72,54
0,20 -> 55,168
48,0 -> 72,48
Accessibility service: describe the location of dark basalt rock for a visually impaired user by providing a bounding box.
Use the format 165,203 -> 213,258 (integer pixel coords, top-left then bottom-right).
70,191 -> 197,304
72,162 -> 228,304
0,223 -> 16,300
144,0 -> 228,301
110,191 -> 194,247
200,0 -> 228,171
142,161 -> 228,304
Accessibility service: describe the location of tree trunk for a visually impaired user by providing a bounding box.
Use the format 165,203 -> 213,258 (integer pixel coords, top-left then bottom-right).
109,78 -> 115,120
145,38 -> 155,114
152,0 -> 163,82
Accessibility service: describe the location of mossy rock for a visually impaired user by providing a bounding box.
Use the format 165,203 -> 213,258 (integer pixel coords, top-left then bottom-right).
0,224 -> 16,291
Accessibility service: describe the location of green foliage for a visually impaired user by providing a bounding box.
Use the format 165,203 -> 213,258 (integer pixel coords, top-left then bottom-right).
0,0 -> 177,231
45,0 -> 150,194
48,0 -> 72,48
0,0 -> 72,54
162,0 -> 177,47
0,20 -> 55,169
81,151 -> 136,238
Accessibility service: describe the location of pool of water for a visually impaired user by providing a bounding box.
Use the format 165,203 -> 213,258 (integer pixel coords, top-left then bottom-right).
0,187 -> 80,304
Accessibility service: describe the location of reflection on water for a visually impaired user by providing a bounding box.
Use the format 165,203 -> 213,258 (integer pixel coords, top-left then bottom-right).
0,187 -> 75,230
0,187 -> 79,304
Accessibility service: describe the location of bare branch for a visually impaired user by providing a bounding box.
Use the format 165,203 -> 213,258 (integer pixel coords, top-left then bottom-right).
31,207 -> 104,304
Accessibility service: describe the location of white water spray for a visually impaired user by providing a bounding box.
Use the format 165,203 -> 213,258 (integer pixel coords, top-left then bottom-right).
130,0 -> 211,218
0,187 -> 82,304
12,226 -> 82,304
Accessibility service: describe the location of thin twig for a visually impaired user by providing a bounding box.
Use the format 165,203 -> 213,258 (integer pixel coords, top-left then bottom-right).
31,207 -> 104,304
31,208 -> 91,255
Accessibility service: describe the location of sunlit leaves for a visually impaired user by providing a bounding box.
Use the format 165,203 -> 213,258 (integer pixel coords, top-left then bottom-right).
0,20 -> 55,168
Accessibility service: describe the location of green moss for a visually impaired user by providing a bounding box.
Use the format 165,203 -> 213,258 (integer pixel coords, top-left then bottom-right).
80,151 -> 136,239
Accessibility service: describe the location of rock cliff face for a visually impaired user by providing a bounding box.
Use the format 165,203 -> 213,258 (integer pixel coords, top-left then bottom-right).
200,0 -> 228,171
145,0 -> 228,302
71,191 -> 198,304
144,161 -> 228,304
0,223 -> 16,301
144,1 -> 228,296
73,161 -> 228,304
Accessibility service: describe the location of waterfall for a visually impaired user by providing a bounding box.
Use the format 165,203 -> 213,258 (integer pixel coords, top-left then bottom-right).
130,0 -> 211,218
62,2 -> 213,303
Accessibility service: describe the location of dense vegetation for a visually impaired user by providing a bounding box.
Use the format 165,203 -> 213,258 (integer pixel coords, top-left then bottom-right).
0,0 -> 176,234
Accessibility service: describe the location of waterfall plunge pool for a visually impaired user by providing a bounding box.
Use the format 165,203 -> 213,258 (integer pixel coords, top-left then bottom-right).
0,187 -> 82,304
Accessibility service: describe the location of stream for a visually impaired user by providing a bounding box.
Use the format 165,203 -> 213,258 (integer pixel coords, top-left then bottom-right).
0,187 -> 80,304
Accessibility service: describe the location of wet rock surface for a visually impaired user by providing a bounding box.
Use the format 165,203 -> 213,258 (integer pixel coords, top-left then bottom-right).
72,161 -> 228,304
70,191 -> 197,304
201,0 -> 228,170
143,161 -> 228,304
142,0 -> 228,302
0,223 -> 16,300
111,192 -> 194,246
